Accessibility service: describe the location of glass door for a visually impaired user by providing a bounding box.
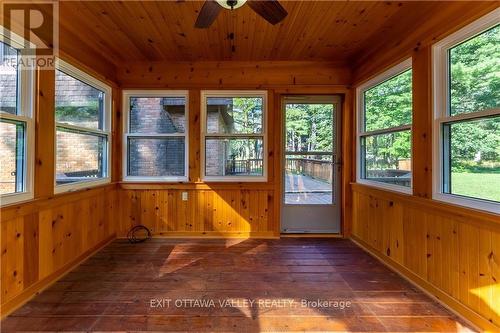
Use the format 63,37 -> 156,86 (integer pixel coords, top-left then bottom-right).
281,96 -> 341,233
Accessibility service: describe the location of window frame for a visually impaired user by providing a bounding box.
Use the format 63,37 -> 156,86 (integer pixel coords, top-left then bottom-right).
0,27 -> 35,206
122,90 -> 189,182
54,59 -> 112,194
201,90 -> 268,182
356,58 -> 413,194
432,9 -> 500,214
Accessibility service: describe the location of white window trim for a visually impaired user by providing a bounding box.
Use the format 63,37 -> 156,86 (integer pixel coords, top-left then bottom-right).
54,59 -> 112,194
122,90 -> 189,182
432,8 -> 500,214
0,27 -> 35,206
356,58 -> 413,194
201,90 -> 268,182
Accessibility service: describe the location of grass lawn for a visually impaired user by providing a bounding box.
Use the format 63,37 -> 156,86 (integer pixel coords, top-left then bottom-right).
451,172 -> 500,202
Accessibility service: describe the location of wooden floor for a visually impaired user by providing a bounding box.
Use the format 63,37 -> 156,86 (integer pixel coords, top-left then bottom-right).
2,238 -> 475,332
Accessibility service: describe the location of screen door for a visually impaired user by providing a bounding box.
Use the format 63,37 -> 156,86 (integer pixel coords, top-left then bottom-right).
281,96 -> 341,233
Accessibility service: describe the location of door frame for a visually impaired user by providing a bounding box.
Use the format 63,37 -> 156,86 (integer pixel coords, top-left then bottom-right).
280,94 -> 343,234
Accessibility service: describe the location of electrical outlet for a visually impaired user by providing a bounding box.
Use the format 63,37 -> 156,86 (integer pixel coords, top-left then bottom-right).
182,192 -> 188,201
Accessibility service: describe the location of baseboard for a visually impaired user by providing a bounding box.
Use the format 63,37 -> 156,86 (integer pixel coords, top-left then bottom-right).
0,234 -> 116,319
118,231 -> 279,239
351,235 -> 499,333
281,233 -> 344,238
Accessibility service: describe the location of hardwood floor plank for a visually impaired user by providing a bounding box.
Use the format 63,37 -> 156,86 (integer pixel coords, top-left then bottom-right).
1,238 -> 476,332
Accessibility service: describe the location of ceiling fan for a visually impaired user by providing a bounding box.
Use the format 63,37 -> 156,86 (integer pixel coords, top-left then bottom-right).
195,0 -> 288,28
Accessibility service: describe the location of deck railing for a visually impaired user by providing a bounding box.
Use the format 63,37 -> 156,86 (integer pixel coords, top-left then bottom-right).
225,159 -> 263,175
56,169 -> 101,184
366,169 -> 411,187
286,158 -> 332,183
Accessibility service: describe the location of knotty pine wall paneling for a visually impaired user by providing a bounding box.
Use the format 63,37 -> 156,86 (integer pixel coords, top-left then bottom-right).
117,88 -> 280,238
1,50 -> 121,317
350,5 -> 500,331
351,185 -> 500,332
0,185 -> 118,316
2,52 -> 353,315
117,61 -> 351,89
117,82 -> 353,238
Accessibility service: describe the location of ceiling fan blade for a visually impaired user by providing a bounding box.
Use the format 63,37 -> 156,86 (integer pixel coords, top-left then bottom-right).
247,0 -> 287,25
195,0 -> 222,28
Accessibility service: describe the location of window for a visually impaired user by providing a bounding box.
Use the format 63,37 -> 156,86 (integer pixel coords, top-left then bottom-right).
356,59 -> 413,193
55,60 -> 111,193
201,91 -> 267,181
433,9 -> 499,213
0,31 -> 34,205
123,91 -> 188,181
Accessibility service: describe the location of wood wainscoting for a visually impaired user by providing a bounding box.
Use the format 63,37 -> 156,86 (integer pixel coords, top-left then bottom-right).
0,185 -> 119,317
116,185 -> 276,238
351,183 -> 500,332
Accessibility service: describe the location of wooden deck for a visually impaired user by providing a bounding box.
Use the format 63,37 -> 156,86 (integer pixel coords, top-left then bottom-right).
285,173 -> 332,204
1,238 -> 475,332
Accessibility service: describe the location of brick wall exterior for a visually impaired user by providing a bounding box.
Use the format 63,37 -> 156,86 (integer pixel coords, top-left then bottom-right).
1,72 -> 239,189
0,42 -> 18,114
128,138 -> 185,177
56,130 -> 103,183
206,107 -> 227,176
54,71 -> 105,183
0,122 -> 17,194
128,98 -> 186,177
130,97 -> 185,133
55,70 -> 103,110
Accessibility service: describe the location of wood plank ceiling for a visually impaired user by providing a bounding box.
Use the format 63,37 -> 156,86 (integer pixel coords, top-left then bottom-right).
58,1 -> 446,67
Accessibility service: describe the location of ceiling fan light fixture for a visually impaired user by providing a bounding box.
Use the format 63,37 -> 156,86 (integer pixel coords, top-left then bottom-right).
216,0 -> 247,10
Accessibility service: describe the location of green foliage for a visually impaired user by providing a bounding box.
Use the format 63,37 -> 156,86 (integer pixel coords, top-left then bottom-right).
447,25 -> 500,170
363,70 -> 412,170
450,25 -> 499,116
449,117 -> 500,169
285,103 -> 333,152
364,130 -> 411,171
364,69 -> 412,132
361,25 -> 499,173
231,97 -> 263,134
55,103 -> 99,124
226,98 -> 263,159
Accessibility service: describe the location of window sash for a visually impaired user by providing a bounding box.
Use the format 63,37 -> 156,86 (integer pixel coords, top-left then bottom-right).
55,69 -> 106,131
122,91 -> 189,182
0,40 -> 20,116
201,90 -> 268,182
432,8 -> 500,213
54,59 -> 112,193
0,31 -> 34,206
356,59 -> 413,193
358,61 -> 412,135
0,115 -> 34,204
359,128 -> 412,189
204,130 -> 266,180
124,134 -> 187,181
56,59 -> 112,132
55,127 -> 109,185
56,123 -> 109,137
204,136 -> 265,178
362,69 -> 413,133
127,96 -> 187,135
204,133 -> 264,138
359,124 -> 412,138
0,118 -> 26,193
439,115 -> 499,201
204,96 -> 264,136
